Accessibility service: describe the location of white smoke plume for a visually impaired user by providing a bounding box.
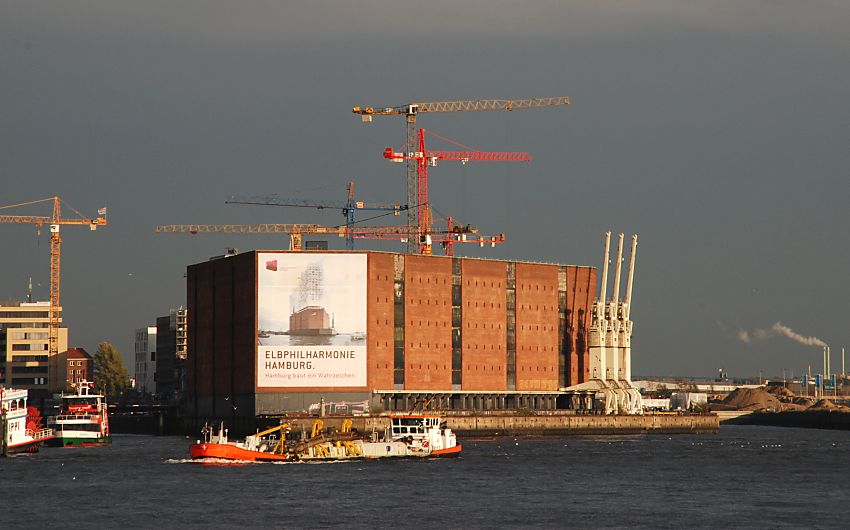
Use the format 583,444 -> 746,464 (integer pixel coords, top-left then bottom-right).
738,322 -> 826,348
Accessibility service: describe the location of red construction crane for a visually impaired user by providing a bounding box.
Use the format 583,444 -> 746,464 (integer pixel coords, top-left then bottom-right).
353,96 -> 570,252
384,129 -> 530,255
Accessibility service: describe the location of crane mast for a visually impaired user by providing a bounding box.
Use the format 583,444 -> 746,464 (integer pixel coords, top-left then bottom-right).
354,96 -> 570,252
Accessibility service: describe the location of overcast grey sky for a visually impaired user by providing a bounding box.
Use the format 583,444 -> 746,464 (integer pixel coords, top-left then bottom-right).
2,1 -> 848,379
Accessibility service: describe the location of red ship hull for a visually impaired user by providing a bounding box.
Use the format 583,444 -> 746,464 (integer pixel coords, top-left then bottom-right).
429,444 -> 462,457
190,442 -> 291,462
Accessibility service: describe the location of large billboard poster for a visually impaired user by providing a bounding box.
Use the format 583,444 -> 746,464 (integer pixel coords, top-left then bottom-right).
257,253 -> 367,387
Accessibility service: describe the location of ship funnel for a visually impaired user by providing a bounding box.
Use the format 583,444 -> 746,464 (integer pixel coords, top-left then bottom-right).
612,233 -> 624,303
599,231 -> 611,305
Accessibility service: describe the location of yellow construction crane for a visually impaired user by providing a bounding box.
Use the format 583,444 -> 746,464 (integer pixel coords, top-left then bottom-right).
153,222 -> 496,251
154,223 -> 407,251
0,196 -> 107,360
353,96 -> 571,252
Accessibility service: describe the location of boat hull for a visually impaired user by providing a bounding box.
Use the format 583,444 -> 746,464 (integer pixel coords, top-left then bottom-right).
190,443 -> 291,462
47,435 -> 111,448
189,442 -> 462,462
7,437 -> 51,454
430,444 -> 462,457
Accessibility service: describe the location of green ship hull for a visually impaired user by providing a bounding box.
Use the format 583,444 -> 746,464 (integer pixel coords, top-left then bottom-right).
47,435 -> 112,447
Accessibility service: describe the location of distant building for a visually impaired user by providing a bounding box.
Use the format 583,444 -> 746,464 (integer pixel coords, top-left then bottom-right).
134,326 -> 157,394
53,347 -> 93,389
0,300 -> 68,393
154,308 -> 187,398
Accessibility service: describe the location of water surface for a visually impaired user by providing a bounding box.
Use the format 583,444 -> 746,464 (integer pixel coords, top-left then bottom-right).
3,426 -> 848,528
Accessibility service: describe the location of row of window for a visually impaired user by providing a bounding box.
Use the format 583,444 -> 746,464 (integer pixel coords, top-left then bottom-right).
405,278 -> 558,291
0,323 -> 49,330
11,366 -> 47,374
371,320 -> 552,332
372,363 -> 554,373
374,300 -> 560,312
11,343 -> 48,351
0,311 -> 50,318
8,332 -> 49,340
372,341 -> 554,353
54,423 -> 101,432
11,355 -> 47,362
3,398 -> 25,410
11,377 -> 46,385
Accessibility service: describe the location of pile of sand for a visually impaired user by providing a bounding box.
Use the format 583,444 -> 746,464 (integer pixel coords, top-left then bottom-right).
792,396 -> 815,407
808,399 -> 850,412
767,386 -> 796,398
722,387 -> 783,411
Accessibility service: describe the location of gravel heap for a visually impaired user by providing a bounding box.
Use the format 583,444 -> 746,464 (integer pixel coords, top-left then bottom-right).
721,387 -> 783,411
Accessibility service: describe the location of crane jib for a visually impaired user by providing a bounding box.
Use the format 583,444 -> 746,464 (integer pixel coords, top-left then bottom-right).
353,96 -> 570,116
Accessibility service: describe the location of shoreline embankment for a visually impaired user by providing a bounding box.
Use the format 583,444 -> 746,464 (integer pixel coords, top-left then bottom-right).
732,410 -> 850,430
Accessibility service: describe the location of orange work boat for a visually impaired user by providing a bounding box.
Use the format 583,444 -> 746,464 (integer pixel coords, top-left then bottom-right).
190,415 -> 462,462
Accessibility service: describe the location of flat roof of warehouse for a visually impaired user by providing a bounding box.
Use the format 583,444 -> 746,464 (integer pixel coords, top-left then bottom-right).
245,249 -> 595,269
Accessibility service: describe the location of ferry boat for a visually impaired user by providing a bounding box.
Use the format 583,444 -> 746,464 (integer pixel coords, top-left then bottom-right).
190,415 -> 462,462
47,382 -> 111,447
1,387 -> 53,454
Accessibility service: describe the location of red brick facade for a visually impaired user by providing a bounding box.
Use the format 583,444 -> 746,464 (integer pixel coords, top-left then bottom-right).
187,251 -> 596,400
65,347 -> 93,387
403,255 -> 453,390
462,259 -> 507,390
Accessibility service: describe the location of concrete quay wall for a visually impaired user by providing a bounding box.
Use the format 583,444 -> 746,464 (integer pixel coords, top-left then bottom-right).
122,412 -> 718,437
267,413 -> 719,437
443,413 -> 718,436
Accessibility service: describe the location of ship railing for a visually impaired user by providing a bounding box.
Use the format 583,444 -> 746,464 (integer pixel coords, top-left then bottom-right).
55,413 -> 96,421
26,428 -> 54,441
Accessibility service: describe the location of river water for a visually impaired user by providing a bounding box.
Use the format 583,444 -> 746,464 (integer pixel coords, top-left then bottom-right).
3,425 -> 849,529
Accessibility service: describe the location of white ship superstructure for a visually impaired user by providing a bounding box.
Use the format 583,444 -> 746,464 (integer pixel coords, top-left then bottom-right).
1,386 -> 53,453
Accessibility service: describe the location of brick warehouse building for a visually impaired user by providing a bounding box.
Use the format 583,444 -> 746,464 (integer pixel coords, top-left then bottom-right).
186,251 -> 596,418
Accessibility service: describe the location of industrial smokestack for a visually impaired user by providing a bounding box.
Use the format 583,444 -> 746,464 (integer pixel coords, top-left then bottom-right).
612,233 -> 624,303
624,234 -> 638,318
600,231 -> 611,306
